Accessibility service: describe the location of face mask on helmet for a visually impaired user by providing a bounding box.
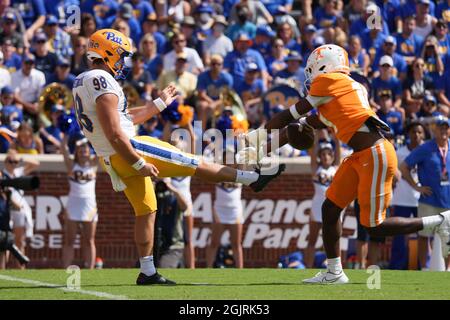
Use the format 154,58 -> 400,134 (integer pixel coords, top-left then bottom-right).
114,51 -> 133,80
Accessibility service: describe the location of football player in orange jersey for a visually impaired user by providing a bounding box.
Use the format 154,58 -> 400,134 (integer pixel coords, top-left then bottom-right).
242,44 -> 450,284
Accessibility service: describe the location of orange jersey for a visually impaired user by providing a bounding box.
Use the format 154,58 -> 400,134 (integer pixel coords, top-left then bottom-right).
309,72 -> 376,144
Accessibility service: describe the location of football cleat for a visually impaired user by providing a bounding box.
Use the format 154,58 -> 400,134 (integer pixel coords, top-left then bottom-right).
136,272 -> 176,286
302,270 -> 349,285
249,164 -> 286,193
436,210 -> 450,258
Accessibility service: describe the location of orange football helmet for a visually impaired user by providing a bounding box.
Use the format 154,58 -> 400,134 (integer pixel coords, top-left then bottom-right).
87,29 -> 133,79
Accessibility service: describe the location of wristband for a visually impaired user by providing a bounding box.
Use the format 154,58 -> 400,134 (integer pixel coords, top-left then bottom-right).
289,104 -> 302,120
153,97 -> 167,112
132,158 -> 146,171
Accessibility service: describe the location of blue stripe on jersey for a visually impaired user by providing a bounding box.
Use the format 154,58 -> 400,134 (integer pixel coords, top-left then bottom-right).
130,139 -> 199,168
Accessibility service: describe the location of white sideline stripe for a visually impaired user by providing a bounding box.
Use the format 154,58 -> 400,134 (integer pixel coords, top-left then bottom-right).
0,274 -> 129,300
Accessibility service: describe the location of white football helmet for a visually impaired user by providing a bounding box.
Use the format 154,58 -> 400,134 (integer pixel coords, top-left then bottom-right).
304,44 -> 350,86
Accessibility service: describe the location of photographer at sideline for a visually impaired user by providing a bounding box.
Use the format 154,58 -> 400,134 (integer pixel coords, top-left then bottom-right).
154,177 -> 189,268
2,149 -> 39,269
0,171 -> 21,269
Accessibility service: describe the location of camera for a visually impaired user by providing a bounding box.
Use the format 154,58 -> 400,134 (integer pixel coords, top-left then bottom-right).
0,175 -> 40,265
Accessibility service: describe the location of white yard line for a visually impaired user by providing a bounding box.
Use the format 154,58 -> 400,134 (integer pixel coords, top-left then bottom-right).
0,274 -> 129,300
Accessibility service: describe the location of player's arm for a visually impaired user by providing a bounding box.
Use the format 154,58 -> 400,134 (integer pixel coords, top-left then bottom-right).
128,84 -> 178,125
264,97 -> 314,131
96,93 -> 159,177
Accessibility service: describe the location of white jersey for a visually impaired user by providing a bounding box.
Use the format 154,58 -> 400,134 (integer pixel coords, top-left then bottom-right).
171,176 -> 192,207
391,145 -> 420,207
68,163 -> 97,198
72,69 -> 136,156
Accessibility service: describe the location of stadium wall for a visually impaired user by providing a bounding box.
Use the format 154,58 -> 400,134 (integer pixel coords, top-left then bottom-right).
1,155 -> 357,268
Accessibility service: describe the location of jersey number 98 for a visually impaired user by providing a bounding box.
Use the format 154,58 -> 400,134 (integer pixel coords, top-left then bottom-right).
75,94 -> 94,133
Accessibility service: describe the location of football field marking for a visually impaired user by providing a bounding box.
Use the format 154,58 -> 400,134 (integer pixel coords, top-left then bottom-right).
0,274 -> 129,300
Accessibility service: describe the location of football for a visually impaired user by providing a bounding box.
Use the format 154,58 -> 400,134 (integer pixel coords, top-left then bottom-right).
287,122 -> 315,150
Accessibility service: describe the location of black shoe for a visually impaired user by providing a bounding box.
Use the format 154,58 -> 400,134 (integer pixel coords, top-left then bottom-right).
136,272 -> 176,285
249,163 -> 286,193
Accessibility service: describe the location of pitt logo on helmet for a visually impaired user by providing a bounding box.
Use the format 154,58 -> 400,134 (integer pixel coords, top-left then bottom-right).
105,31 -> 123,45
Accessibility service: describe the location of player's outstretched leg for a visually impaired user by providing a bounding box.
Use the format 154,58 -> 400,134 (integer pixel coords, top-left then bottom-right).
194,159 -> 286,193
303,198 -> 349,284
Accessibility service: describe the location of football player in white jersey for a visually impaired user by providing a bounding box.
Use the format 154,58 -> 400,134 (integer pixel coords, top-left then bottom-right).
72,29 -> 284,285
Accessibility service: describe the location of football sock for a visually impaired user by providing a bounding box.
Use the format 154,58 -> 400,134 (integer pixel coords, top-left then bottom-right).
140,255 -> 156,276
235,170 -> 259,185
422,215 -> 444,232
327,257 -> 343,274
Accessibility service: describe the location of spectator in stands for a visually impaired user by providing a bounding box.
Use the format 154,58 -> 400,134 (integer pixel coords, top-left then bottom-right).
0,12 -> 24,54
260,0 -> 293,16
11,0 -> 46,41
413,0 -> 437,39
0,51 -> 11,90
372,36 -> 408,81
0,86 -> 22,126
139,34 -> 162,82
421,35 -> 445,83
197,54 -> 233,130
103,3 -> 141,45
11,54 -> 45,122
141,15 -> 166,55
274,51 -> 305,90
300,24 -> 317,63
226,4 -> 257,41
266,38 -> 288,76
79,13 -> 97,38
252,25 -> 276,62
39,104 -> 63,154
154,0 -> 191,31
417,93 -> 443,119
180,16 -> 200,53
436,0 -> 450,25
70,36 -> 89,76
202,15 -> 233,65
206,147 -> 244,269
433,20 -> 449,58
224,32 -> 269,89
111,19 -> 131,44
2,149 -> 39,269
376,91 -> 404,136
360,17 -> 387,60
32,32 -> 58,80
229,0 -> 273,26
157,52 -> 197,105
341,0 -> 365,35
192,2 -> 215,35
403,57 -> 435,116
42,15 -> 73,60
313,0 -> 342,30
129,0 -> 156,25
347,35 -> 370,76
348,2 -> 389,38
396,15 -> 425,65
234,62 -> 265,126
45,58 -> 76,89
137,115 -> 163,139
401,117 -> 450,270
1,39 -> 21,73
437,71 -> 450,110
276,22 -> 301,54
125,52 -> 153,101
371,55 -> 403,116
80,0 -> 119,29
61,134 -> 99,269
163,32 -> 204,75
11,122 -> 43,154
390,121 -> 427,270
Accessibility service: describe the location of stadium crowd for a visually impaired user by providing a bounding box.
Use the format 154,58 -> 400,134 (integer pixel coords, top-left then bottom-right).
0,0 -> 450,270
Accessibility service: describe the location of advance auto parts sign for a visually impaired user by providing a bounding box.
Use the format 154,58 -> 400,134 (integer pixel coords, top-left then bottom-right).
26,193 -> 356,252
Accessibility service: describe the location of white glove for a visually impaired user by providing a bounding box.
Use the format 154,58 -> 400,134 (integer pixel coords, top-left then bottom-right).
298,117 -> 313,132
245,127 -> 268,147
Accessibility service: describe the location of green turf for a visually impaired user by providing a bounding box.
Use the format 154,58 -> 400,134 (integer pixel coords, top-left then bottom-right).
1,268 -> 450,300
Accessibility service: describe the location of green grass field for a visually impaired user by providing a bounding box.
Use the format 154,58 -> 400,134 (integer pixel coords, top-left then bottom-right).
1,268 -> 450,300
